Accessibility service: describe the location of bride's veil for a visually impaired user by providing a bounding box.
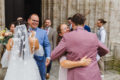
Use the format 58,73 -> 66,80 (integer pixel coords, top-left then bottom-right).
11,24 -> 31,60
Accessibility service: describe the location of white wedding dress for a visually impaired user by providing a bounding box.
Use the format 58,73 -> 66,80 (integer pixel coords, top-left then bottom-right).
3,51 -> 41,80
59,56 -> 67,80
1,25 -> 42,80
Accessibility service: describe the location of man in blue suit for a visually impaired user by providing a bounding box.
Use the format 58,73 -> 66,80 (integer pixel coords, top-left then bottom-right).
28,14 -> 51,80
84,25 -> 91,32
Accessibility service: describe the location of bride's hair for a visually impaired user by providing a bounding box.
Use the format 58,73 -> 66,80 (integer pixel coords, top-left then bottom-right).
15,19 -> 28,28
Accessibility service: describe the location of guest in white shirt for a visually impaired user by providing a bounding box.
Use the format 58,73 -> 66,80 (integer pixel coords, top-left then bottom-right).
96,19 -> 107,78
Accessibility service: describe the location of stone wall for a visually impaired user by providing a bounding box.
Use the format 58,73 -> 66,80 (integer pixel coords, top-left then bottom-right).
42,0 -> 120,60
0,0 -> 5,30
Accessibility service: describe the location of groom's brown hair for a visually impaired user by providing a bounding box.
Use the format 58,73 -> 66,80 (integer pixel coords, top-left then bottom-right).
71,13 -> 86,26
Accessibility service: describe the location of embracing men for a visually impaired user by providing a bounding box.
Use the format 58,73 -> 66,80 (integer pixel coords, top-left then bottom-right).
28,14 -> 51,80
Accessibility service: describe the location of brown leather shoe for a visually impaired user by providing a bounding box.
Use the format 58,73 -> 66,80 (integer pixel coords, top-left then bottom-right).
46,73 -> 50,79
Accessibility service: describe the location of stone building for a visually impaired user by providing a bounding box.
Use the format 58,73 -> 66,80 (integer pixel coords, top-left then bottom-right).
0,0 -> 120,79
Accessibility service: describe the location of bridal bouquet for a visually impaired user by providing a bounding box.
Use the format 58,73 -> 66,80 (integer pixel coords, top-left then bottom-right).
0,29 -> 6,43
0,29 -> 13,45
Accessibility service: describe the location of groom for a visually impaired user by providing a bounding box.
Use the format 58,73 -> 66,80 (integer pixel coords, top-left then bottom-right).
28,14 -> 51,80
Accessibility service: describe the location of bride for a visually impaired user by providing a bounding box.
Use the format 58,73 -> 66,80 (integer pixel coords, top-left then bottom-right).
1,23 -> 43,80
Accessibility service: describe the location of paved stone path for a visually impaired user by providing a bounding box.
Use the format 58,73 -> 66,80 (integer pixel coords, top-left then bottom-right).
48,61 -> 120,80
103,70 -> 120,80
0,62 -> 120,80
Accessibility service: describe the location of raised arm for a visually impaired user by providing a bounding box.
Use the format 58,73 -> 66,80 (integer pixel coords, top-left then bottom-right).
60,56 -> 91,69
51,36 -> 66,60
6,38 -> 13,51
29,37 -> 39,53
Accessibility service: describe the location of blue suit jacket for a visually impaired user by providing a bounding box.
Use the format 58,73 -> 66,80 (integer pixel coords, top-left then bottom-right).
30,27 -> 51,58
30,27 -> 51,80
36,28 -> 51,58
84,25 -> 91,32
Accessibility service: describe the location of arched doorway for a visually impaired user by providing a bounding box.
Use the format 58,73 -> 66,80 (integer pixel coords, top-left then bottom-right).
5,0 -> 42,28
24,0 -> 42,26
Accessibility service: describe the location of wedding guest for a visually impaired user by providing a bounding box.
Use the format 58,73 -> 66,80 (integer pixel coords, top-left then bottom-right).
67,17 -> 73,31
4,22 -> 15,36
3,22 -> 16,45
41,18 -> 57,79
28,14 -> 51,80
97,19 -> 107,78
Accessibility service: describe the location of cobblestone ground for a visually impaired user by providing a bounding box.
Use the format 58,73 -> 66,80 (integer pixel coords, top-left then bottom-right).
49,69 -> 120,80
103,70 -> 120,80
0,63 -> 120,80
48,61 -> 120,80
0,65 -> 7,80
48,60 -> 59,80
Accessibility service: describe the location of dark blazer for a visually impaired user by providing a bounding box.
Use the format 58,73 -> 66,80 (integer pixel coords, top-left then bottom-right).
84,25 -> 91,32
47,27 -> 57,50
